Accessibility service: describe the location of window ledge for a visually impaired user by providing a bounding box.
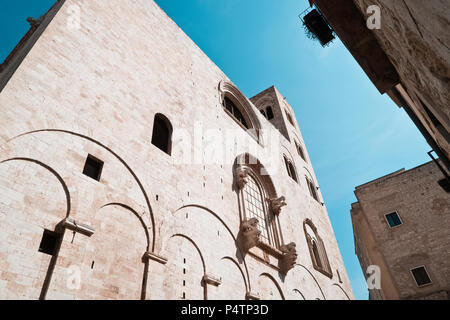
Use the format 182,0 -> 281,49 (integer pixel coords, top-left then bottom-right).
257,242 -> 283,259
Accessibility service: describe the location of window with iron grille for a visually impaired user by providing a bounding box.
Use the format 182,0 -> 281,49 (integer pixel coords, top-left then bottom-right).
242,174 -> 273,246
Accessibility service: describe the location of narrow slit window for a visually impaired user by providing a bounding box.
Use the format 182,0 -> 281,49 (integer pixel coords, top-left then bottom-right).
38,230 -> 61,256
82,154 -> 104,181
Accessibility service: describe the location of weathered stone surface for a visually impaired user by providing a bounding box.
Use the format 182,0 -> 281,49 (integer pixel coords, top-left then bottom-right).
0,0 -> 353,300
352,161 -> 450,300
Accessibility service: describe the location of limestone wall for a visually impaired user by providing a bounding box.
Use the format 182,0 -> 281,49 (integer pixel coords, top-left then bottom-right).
0,0 -> 353,300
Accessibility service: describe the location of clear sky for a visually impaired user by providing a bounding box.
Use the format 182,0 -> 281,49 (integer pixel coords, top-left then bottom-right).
1,0 -> 432,300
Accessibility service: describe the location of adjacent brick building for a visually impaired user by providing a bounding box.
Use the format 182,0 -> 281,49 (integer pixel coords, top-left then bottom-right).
351,161 -> 450,300
0,0 -> 353,299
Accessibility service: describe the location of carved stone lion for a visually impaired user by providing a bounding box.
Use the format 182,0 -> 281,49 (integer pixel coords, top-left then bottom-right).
237,217 -> 261,253
268,196 -> 287,215
235,166 -> 249,190
279,242 -> 297,275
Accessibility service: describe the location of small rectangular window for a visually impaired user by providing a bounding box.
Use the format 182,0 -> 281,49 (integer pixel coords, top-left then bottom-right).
39,230 -> 61,256
411,266 -> 432,287
82,154 -> 104,181
385,212 -> 402,228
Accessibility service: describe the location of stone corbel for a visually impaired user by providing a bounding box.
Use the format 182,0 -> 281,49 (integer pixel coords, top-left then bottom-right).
61,218 -> 95,237
203,274 -> 222,287
268,196 -> 287,215
237,218 -> 261,254
234,166 -> 249,190
143,252 -> 168,265
246,291 -> 261,300
278,242 -> 297,275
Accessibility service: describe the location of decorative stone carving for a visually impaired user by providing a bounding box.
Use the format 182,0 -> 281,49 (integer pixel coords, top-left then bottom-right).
268,196 -> 287,215
237,217 -> 261,253
235,166 -> 249,190
279,242 -> 297,275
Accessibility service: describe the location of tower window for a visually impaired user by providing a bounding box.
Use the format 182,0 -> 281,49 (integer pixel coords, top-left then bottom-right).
284,156 -> 298,183
39,230 -> 61,256
260,109 -> 267,119
223,96 -> 249,129
266,106 -> 274,120
305,177 -> 319,201
304,219 -> 332,278
285,109 -> 295,126
411,266 -> 432,287
295,142 -> 306,161
151,113 -> 173,155
82,154 -> 104,181
385,212 -> 402,228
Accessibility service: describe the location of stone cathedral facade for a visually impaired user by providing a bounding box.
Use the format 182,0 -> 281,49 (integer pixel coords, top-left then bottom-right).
0,0 -> 353,300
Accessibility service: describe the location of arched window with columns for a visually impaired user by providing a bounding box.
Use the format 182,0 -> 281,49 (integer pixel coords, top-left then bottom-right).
219,81 -> 263,143
303,219 -> 332,278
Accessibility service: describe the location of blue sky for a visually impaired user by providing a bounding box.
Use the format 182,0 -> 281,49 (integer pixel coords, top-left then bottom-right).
1,0 -> 431,300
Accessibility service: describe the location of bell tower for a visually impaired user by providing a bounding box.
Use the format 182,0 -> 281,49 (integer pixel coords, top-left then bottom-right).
250,85 -> 300,143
